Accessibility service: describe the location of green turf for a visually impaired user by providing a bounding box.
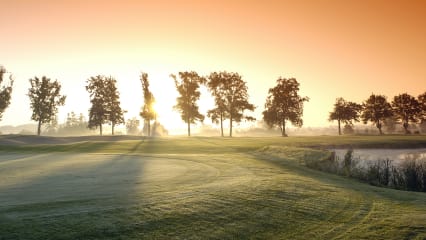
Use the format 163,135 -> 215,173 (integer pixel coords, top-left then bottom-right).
1,135 -> 426,154
0,136 -> 425,239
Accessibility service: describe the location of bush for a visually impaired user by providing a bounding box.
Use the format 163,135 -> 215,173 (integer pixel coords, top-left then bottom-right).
305,151 -> 338,173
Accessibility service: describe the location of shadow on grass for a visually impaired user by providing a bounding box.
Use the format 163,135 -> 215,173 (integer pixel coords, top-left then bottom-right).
0,140 -> 150,239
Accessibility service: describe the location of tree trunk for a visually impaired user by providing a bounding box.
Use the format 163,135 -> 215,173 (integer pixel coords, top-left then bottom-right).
100,124 -> 103,136
229,115 -> 233,137
187,119 -> 191,137
376,120 -> 383,135
37,120 -> 42,136
220,112 -> 223,137
282,119 -> 287,137
147,120 -> 151,137
112,123 -> 115,135
403,122 -> 409,134
338,119 -> 341,135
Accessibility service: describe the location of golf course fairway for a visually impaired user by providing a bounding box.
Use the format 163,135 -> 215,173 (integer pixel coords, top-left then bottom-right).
0,135 -> 425,239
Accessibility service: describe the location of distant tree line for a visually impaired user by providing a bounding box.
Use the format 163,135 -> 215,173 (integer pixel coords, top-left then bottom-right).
1,64 -> 425,137
329,92 -> 426,135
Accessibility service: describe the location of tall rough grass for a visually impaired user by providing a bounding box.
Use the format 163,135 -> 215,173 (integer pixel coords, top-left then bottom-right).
306,149 -> 426,192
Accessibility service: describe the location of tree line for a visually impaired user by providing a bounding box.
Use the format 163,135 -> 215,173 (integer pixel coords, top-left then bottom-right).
329,93 -> 426,135
0,64 -> 425,137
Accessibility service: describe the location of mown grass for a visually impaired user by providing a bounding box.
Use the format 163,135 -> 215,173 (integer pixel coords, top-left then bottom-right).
1,135 -> 425,154
0,135 -> 425,239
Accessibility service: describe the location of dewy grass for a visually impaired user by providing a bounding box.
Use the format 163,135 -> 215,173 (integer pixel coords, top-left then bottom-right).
0,135 -> 425,239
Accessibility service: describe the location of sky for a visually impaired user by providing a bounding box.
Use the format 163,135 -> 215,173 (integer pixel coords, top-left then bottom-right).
1,0 -> 425,134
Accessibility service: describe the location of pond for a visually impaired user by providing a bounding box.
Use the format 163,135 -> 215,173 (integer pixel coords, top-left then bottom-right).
333,148 -> 426,166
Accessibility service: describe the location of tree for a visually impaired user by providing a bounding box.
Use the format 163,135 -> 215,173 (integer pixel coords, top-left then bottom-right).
417,92 -> 426,133
343,124 -> 355,135
383,117 -> 398,133
28,76 -> 66,136
328,97 -> 362,135
207,71 -> 255,137
139,72 -> 156,137
171,71 -> 206,136
105,78 -> 125,135
361,94 -> 393,135
126,117 -> 140,135
391,93 -> 421,134
45,114 -> 59,135
0,66 -> 14,121
57,112 -> 92,136
262,77 -> 309,137
86,75 -> 125,135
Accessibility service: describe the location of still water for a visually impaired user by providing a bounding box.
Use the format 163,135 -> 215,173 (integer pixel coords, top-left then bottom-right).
333,148 -> 426,166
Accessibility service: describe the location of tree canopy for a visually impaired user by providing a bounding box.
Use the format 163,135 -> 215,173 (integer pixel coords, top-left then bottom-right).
28,76 -> 66,136
171,71 -> 206,136
207,71 -> 255,137
418,92 -> 426,132
329,97 -> 362,135
86,75 -> 125,135
262,77 -> 309,137
391,93 -> 421,134
139,72 -> 156,137
361,94 -> 393,135
0,66 -> 13,121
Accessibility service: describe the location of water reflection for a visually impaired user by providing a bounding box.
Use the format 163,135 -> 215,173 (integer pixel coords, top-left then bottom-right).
333,148 -> 426,166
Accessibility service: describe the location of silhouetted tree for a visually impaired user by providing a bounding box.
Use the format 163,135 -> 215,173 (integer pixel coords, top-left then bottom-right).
105,78 -> 125,135
86,75 -> 124,135
417,92 -> 426,133
262,77 -> 309,137
171,71 -> 206,136
87,76 -> 107,135
207,108 -> 226,136
361,94 -> 393,135
328,97 -> 362,135
391,93 -> 421,134
207,71 -> 255,137
0,66 -> 14,121
139,72 -> 156,137
28,76 -> 66,136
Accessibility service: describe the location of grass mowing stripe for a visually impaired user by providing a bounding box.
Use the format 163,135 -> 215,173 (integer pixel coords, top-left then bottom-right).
0,136 -> 425,239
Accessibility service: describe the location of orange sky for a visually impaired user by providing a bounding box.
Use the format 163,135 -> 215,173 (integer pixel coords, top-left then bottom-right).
1,0 -> 425,132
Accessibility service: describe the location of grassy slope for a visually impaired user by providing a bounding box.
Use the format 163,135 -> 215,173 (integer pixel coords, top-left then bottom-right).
0,135 -> 425,239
